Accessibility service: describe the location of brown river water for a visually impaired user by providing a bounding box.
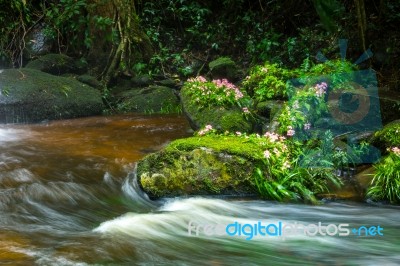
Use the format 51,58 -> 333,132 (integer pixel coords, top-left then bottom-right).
0,114 -> 399,265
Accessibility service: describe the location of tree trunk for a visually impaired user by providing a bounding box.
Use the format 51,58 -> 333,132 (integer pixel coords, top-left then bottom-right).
87,0 -> 153,85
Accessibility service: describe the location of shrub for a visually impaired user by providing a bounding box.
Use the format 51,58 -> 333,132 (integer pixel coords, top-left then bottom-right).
183,76 -> 250,110
367,147 -> 400,203
254,131 -> 342,204
242,62 -> 294,102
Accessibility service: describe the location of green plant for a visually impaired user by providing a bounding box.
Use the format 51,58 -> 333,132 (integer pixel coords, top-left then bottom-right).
367,148 -> 400,203
183,76 -> 250,111
298,59 -> 357,88
373,122 -> 400,147
44,0 -> 113,52
253,131 -> 342,204
242,62 -> 294,102
277,81 -> 329,136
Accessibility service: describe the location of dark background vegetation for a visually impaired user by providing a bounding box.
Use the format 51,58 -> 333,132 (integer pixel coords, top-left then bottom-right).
0,0 -> 399,89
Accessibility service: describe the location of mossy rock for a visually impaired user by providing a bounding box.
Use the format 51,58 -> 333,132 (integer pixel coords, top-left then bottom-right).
117,85 -> 181,114
77,74 -> 102,89
0,68 -> 104,123
209,57 -> 237,81
23,24 -> 52,58
256,100 -> 283,121
25,54 -> 86,75
137,135 -> 264,198
180,84 -> 254,133
371,120 -> 400,151
131,74 -> 153,88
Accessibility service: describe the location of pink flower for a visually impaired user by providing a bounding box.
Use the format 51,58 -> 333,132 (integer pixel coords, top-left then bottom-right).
287,126 -> 295,136
391,147 -> 400,156
263,150 -> 271,159
197,124 -> 213,136
242,107 -> 250,113
315,82 -> 328,97
264,132 -> 279,142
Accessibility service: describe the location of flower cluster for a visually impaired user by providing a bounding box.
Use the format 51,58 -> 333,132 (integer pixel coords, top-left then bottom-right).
388,147 -> 400,156
264,132 -> 283,142
286,126 -> 295,137
184,76 -> 248,109
188,76 -> 207,83
262,133 -> 291,170
212,79 -> 244,100
198,124 -> 213,136
242,107 -> 250,114
315,82 -> 328,97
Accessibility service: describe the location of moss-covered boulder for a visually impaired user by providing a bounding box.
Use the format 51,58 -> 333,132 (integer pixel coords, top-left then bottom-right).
0,68 -> 104,123
180,84 -> 254,132
137,135 -> 264,198
209,57 -> 237,81
25,54 -> 86,75
117,85 -> 181,114
76,74 -> 102,89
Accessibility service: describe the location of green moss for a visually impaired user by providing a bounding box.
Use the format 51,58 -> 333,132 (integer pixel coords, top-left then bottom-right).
25,53 -> 80,75
0,68 -> 103,123
208,57 -> 237,80
166,135 -> 268,160
209,57 -> 235,70
136,135 -> 271,198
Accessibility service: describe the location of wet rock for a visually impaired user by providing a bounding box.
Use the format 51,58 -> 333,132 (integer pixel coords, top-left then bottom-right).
77,75 -> 102,89
0,68 -> 103,123
320,166 -> 374,201
180,83 -> 254,133
157,78 -> 178,88
131,74 -> 152,87
137,136 -> 259,198
117,85 -> 180,114
24,24 -> 52,58
25,54 -> 86,75
209,57 -> 237,81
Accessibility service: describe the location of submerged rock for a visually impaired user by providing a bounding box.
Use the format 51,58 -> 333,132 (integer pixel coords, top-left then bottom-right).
0,68 -> 103,123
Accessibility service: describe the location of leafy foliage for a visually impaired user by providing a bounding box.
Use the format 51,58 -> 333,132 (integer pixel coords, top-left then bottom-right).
373,122 -> 400,148
367,149 -> 400,203
242,62 -> 294,102
44,0 -> 114,52
253,131 -> 342,204
183,76 -> 250,111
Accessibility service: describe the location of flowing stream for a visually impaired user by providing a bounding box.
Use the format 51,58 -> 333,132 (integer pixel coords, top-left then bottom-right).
0,114 -> 399,265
